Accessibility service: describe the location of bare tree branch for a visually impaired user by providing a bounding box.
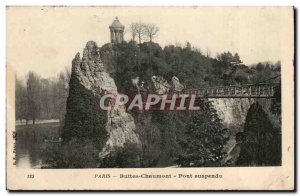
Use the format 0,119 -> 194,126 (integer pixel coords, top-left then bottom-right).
144,23 -> 159,42
130,22 -> 146,44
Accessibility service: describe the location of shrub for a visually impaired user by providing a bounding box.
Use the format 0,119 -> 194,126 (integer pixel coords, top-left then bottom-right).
41,139 -> 99,168
236,102 -> 281,166
99,142 -> 142,168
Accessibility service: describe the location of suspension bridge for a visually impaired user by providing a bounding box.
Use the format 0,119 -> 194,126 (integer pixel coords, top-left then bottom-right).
179,75 -> 280,99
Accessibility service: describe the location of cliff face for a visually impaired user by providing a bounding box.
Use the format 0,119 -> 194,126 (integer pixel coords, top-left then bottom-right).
210,98 -> 277,129
70,41 -> 140,158
209,98 -> 254,128
209,98 -> 279,166
208,98 -> 254,165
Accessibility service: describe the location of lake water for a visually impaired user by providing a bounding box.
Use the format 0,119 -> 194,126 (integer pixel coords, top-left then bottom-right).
15,122 -> 60,169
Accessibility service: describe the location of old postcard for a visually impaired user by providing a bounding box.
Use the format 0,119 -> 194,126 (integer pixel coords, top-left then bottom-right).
6,6 -> 294,190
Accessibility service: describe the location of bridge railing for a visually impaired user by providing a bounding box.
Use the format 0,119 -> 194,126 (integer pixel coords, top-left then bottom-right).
181,83 -> 279,98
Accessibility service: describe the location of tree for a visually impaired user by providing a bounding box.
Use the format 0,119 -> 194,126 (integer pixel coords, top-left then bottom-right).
142,23 -> 159,74
39,78 -> 52,119
185,42 -> 192,51
176,101 -> 229,167
144,23 -> 159,42
26,72 -> 41,125
256,62 -> 264,72
217,51 -> 232,63
41,138 -> 99,168
15,76 -> 28,122
129,23 -> 138,42
53,71 -> 69,122
233,53 -> 242,64
16,71 -> 71,123
236,102 -> 281,166
130,22 -> 146,44
99,143 -> 142,168
271,83 -> 281,116
217,51 -> 242,66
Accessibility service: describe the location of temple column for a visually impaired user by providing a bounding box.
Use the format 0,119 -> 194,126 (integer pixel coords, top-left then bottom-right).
118,31 -> 121,42
110,30 -> 114,43
115,30 -> 119,43
120,32 -> 123,42
117,30 -> 120,43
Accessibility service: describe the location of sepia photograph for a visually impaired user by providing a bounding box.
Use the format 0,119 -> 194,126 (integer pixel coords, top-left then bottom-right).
6,6 -> 294,190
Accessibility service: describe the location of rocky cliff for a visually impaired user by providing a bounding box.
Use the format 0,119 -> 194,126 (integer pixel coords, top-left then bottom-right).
209,97 -> 279,165
209,98 -> 254,128
70,41 -> 140,158
210,98 -> 277,129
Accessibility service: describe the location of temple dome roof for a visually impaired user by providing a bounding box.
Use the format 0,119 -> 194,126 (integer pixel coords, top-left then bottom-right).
109,17 -> 124,30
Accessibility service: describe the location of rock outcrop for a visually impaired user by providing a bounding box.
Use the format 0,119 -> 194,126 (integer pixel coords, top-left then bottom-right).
71,41 -> 140,158
151,75 -> 184,94
210,98 -> 278,166
151,76 -> 171,94
210,98 -> 277,129
209,98 -> 254,127
171,76 -> 184,92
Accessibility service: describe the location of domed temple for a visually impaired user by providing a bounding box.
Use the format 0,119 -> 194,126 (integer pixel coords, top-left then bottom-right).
109,17 -> 124,43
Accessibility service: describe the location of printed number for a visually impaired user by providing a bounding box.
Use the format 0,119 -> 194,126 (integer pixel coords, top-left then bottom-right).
27,174 -> 34,179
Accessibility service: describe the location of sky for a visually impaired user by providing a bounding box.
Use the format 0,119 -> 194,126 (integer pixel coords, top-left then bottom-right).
7,7 -> 293,78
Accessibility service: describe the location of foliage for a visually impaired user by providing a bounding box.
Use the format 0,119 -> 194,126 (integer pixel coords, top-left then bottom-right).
41,138 -> 99,168
252,62 -> 280,83
271,82 -> 281,116
106,41 -> 280,94
62,73 -> 108,149
133,113 -> 161,167
216,51 -> 242,65
176,101 -> 229,167
236,102 -> 281,166
149,111 -> 186,166
15,71 -> 69,123
256,62 -> 264,72
26,72 -> 41,124
99,143 -> 142,168
15,77 -> 28,122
